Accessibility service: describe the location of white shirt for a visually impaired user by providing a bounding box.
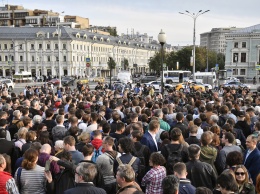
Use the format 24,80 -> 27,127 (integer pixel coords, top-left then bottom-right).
196,127 -> 204,140
85,123 -> 98,133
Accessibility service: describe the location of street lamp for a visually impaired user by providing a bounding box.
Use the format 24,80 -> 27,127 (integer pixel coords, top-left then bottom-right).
179,10 -> 210,80
158,29 -> 166,95
108,51 -> 113,89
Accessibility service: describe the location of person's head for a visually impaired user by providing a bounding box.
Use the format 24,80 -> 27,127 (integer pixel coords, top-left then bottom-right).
246,134 -> 258,151
149,152 -> 166,167
33,115 -> 42,125
90,112 -> 99,122
234,165 -> 249,185
17,127 -> 28,139
255,121 -> 260,131
82,144 -> 94,157
56,115 -> 64,124
226,151 -> 243,168
23,116 -> 33,128
131,130 -> 143,142
2,154 -> 11,173
195,187 -> 213,194
45,108 -> 54,118
256,174 -> 260,194
26,130 -> 37,142
102,123 -> 111,134
210,125 -> 220,135
75,162 -> 97,183
116,165 -> 136,187
162,175 -> 180,194
102,136 -> 115,151
200,131 -> 213,146
148,119 -> 160,134
118,137 -> 134,154
40,143 -> 52,154
22,148 -> 39,170
30,142 -> 42,153
13,110 -> 21,119
176,112 -> 184,122
222,132 -> 235,145
92,130 -> 102,139
210,114 -> 219,124
194,118 -> 202,127
63,136 -> 76,150
217,173 -> 238,194
220,105 -> 229,115
154,109 -> 163,119
54,140 -> 64,152
116,122 -> 125,134
173,162 -> 187,178
188,144 -> 201,160
78,132 -> 91,143
0,154 -> 6,171
170,128 -> 182,141
189,125 -> 198,135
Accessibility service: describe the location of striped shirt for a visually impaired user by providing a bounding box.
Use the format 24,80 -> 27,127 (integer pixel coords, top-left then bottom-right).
15,165 -> 47,194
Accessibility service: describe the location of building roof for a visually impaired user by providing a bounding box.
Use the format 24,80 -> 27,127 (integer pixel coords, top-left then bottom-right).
230,24 -> 260,34
0,26 -> 164,49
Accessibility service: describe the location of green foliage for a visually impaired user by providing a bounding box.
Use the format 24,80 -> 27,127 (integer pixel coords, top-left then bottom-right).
149,46 -> 226,72
108,57 -> 116,70
108,27 -> 118,37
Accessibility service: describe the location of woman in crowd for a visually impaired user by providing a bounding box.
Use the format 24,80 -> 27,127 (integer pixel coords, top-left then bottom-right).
141,152 -> 166,194
75,131 -> 91,152
14,148 -> 53,194
234,165 -> 255,194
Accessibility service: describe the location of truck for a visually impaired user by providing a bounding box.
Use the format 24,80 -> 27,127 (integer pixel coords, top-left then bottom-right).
117,71 -> 132,84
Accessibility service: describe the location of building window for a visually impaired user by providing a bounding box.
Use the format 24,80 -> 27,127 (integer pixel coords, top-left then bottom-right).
63,56 -> 66,62
234,42 -> 238,48
11,56 -> 14,61
55,44 -> 58,50
47,44 -> 50,49
10,44 -> 13,49
241,53 -> 246,62
31,44 -> 34,50
63,44 -> 66,49
47,56 -> 50,62
233,53 -> 238,62
20,56 -> 23,61
73,56 -> 75,61
240,69 -> 246,75
39,44 -> 42,49
4,44 -> 7,49
32,56 -> 35,62
56,56 -> 59,61
232,69 -> 238,75
19,44 -> 22,49
242,42 -> 246,48
0,56 -> 1,61
5,56 -> 8,61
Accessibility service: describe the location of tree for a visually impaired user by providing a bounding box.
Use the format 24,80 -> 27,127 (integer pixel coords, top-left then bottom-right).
108,27 -> 118,37
165,51 -> 178,70
108,57 -> 116,70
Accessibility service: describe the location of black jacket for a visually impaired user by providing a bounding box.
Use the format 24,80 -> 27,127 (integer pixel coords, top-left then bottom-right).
171,122 -> 189,138
186,159 -> 217,190
64,183 -> 106,194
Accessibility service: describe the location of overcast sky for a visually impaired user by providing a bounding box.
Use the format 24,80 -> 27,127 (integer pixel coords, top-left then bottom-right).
5,0 -> 260,45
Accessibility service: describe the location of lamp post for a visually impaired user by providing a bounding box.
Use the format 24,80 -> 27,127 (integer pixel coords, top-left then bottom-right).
158,29 -> 166,95
179,10 -> 210,80
108,51 -> 113,89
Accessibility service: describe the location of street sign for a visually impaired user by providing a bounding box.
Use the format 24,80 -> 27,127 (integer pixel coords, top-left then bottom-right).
215,64 -> 219,67
86,57 -> 90,62
256,65 -> 260,70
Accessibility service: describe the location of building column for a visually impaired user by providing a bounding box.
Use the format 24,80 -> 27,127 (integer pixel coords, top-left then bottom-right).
3,68 -> 6,77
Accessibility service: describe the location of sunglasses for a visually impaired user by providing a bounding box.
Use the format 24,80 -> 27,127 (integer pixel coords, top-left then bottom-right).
235,172 -> 245,176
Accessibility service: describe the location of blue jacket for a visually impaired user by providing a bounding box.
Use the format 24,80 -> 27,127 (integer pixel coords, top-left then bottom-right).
64,183 -> 106,194
244,148 -> 260,185
140,131 -> 158,153
179,178 -> 196,194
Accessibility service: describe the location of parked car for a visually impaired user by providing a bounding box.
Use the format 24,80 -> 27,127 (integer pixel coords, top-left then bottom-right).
191,81 -> 213,90
48,78 -> 60,86
145,81 -> 174,90
226,77 -> 240,82
139,76 -> 158,83
93,77 -> 105,83
0,79 -> 14,91
79,78 -> 89,84
61,77 -> 74,86
175,82 -> 206,92
223,81 -> 250,89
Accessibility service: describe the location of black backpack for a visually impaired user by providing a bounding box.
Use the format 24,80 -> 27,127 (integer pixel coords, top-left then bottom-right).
133,145 -> 146,184
8,120 -> 20,140
166,144 -> 183,175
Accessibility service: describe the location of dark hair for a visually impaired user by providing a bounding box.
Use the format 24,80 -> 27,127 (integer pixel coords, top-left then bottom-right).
217,173 -> 238,192
195,187 -> 213,194
224,132 -> 235,144
119,137 -> 134,153
173,162 -> 186,175
102,123 -> 111,133
45,108 -> 54,118
82,144 -> 94,157
194,118 -> 202,127
150,152 -> 166,166
226,151 -> 243,167
0,128 -> 6,138
131,130 -> 143,141
188,144 -> 201,160
162,175 -> 180,194
170,128 -> 182,141
176,112 -> 184,121
200,131 -> 213,146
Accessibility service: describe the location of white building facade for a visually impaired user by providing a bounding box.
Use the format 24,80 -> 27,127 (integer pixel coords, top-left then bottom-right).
0,26 -> 166,78
225,24 -> 260,80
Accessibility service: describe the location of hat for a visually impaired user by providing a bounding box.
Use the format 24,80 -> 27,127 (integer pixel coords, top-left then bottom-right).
238,111 -> 245,117
55,101 -> 61,108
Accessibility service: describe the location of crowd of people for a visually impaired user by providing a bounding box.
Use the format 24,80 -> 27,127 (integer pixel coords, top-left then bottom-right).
0,80 -> 260,194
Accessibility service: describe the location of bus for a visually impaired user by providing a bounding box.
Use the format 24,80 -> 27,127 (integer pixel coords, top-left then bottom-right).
163,70 -> 191,84
13,71 -> 33,82
194,72 -> 216,86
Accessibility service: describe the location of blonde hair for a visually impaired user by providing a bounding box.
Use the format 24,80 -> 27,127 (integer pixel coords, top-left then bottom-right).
78,131 -> 91,142
18,127 -> 28,139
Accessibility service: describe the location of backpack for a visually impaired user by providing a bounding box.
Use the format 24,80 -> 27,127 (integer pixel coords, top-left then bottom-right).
8,120 -> 20,140
133,145 -> 146,184
166,144 -> 183,175
218,115 -> 227,128
116,156 -> 137,167
92,146 -> 103,163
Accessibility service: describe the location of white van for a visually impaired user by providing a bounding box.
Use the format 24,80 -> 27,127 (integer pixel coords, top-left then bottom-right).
194,72 -> 216,86
117,71 -> 132,84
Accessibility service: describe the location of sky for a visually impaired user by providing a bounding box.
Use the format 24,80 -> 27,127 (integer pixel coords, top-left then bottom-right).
4,0 -> 260,46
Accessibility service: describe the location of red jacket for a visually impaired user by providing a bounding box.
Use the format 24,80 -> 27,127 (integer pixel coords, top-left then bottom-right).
0,171 -> 19,194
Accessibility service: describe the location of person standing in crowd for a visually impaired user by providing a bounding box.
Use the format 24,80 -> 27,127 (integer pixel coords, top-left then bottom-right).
186,144 -> 217,190
162,175 -> 180,194
64,162 -> 106,194
63,136 -> 84,165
